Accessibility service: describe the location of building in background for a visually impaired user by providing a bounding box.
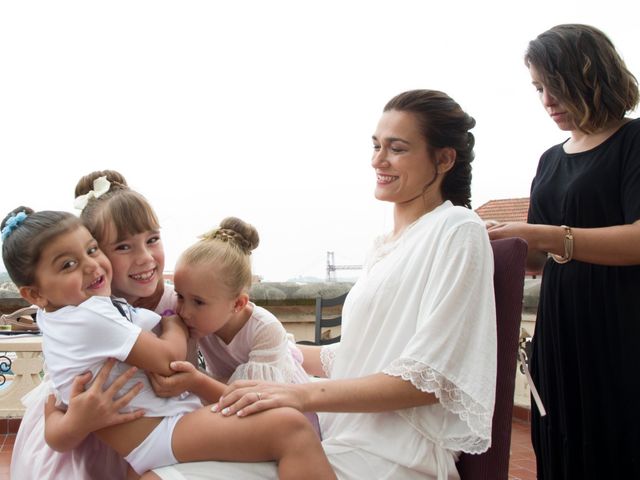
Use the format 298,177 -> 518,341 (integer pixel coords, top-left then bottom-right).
475,197 -> 530,224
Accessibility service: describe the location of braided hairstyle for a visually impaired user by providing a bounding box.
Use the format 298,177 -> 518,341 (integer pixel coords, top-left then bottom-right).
180,217 -> 259,296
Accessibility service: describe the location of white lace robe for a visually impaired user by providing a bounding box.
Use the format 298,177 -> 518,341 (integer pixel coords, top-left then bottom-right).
318,201 -> 496,478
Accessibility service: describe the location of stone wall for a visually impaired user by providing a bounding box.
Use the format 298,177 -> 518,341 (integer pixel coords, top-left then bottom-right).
0,278 -> 539,351
0,282 -> 28,314
246,282 -> 353,342
0,279 -> 541,407
0,281 -> 355,343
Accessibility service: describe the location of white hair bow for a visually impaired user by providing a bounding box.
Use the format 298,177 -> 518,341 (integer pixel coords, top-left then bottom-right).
74,176 -> 111,210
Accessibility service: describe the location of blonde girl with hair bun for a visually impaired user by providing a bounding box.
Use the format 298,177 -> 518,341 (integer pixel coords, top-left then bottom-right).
149,217 -> 321,435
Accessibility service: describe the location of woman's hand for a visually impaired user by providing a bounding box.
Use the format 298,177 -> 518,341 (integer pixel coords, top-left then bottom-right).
44,359 -> 145,451
488,222 -> 548,273
213,380 -> 305,418
215,373 -> 438,418
148,360 -> 199,398
487,221 -> 532,241
484,219 -> 501,229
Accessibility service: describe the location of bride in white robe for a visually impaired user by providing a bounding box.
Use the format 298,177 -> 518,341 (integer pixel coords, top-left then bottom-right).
152,89 -> 497,480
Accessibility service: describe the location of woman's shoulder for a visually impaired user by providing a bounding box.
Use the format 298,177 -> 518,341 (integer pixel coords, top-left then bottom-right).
407,204 -> 488,254
539,141 -> 566,161
623,117 -> 640,131
616,117 -> 640,144
424,201 -> 484,231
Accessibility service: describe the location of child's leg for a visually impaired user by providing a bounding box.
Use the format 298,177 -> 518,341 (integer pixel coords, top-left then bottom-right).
172,406 -> 335,480
139,472 -> 161,480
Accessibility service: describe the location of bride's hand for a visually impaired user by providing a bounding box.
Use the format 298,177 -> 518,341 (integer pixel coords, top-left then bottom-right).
213,380 -> 306,418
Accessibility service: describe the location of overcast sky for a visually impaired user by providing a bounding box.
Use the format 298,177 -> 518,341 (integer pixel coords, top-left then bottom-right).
1,1 -> 638,281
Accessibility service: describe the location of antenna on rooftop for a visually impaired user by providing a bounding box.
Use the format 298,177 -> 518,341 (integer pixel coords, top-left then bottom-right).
326,251 -> 362,282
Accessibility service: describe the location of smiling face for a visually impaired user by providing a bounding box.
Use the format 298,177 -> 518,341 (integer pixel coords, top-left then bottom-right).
529,63 -> 576,132
101,224 -> 165,303
371,109 -> 445,207
173,261 -> 236,339
25,225 -> 112,311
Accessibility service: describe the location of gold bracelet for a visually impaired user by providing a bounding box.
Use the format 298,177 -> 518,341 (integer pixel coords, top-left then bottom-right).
549,225 -> 573,264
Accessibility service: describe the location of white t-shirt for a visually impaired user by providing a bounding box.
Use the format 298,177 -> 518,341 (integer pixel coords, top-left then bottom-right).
37,296 -> 202,417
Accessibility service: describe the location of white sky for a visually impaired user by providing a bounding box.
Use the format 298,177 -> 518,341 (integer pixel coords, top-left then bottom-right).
1,1 -> 639,281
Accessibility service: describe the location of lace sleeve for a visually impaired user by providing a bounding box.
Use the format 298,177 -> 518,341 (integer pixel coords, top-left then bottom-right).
320,343 -> 339,378
384,357 -> 492,454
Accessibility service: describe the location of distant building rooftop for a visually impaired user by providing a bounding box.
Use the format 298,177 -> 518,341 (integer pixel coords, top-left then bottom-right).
475,197 -> 530,223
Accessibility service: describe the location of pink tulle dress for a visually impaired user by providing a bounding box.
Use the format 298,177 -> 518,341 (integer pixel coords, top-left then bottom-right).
198,302 -> 321,436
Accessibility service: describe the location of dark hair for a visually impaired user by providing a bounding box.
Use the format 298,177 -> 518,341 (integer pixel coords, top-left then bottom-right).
75,171 -> 160,244
1,207 -> 81,286
525,24 -> 639,133
384,89 -> 476,208
180,217 -> 259,296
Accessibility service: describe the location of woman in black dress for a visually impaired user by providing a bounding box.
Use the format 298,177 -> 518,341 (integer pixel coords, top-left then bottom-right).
489,24 -> 640,479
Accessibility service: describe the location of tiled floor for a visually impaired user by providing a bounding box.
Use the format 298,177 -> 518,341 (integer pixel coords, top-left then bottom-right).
0,419 -> 18,480
508,419 -> 537,480
0,418 -> 536,479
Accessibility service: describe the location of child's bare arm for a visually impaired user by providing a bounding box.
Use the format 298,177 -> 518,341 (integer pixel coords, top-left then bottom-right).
125,315 -> 189,376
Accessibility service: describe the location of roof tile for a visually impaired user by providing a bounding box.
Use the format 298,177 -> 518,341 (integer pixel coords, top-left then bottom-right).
475,197 -> 530,223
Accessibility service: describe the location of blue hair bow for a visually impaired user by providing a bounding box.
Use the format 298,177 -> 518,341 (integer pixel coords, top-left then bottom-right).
1,211 -> 28,241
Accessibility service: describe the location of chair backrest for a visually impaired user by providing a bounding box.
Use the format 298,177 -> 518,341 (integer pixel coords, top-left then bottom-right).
457,237 -> 528,480
312,292 -> 348,345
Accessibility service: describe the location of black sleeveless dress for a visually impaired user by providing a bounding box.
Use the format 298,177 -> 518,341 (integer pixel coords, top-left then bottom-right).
528,118 -> 640,479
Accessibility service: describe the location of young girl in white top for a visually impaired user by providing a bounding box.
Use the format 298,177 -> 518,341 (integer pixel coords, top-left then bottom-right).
1,206 -> 335,479
11,171 -> 177,480
147,217 -> 320,434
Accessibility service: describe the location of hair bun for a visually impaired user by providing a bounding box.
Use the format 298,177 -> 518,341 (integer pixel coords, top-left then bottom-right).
202,217 -> 259,255
1,206 -> 33,232
74,170 -> 129,199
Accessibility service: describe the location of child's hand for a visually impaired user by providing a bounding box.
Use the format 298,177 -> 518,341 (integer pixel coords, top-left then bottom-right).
44,359 -> 145,451
147,360 -> 198,398
66,359 -> 145,428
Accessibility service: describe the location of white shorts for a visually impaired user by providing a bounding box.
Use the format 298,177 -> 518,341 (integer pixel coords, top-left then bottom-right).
125,414 -> 183,475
